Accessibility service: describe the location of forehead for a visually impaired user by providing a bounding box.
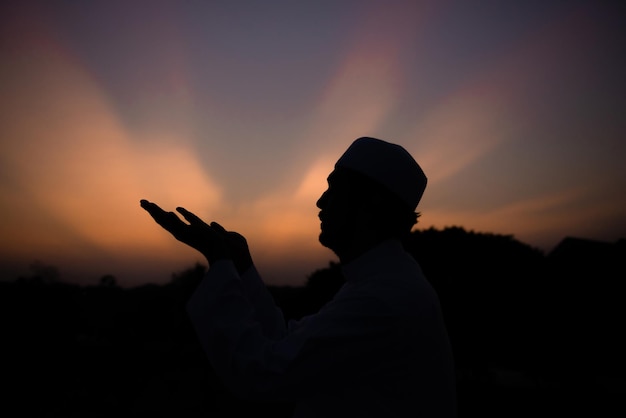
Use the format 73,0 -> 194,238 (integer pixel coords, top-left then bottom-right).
327,168 -> 357,185
326,167 -> 374,193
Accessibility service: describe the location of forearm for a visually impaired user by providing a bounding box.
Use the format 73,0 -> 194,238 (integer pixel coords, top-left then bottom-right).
186,261 -> 291,399
240,265 -> 287,339
186,263 -> 398,402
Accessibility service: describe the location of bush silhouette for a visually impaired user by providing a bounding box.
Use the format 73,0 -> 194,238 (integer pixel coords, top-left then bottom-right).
2,227 -> 624,417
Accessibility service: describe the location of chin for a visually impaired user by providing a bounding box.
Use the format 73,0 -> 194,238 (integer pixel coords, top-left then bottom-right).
319,232 -> 344,256
318,231 -> 333,250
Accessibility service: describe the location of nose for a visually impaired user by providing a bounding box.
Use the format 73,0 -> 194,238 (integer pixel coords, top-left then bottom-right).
316,189 -> 328,209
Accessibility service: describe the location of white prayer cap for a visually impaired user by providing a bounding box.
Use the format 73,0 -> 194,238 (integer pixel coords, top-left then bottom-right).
335,137 -> 427,210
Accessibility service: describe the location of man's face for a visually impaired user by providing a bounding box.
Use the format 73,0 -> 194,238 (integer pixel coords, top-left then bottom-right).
316,169 -> 364,253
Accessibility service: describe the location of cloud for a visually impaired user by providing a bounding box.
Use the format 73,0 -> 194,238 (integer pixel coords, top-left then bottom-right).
207,157 -> 336,285
0,14 -> 221,275
296,0 -> 430,160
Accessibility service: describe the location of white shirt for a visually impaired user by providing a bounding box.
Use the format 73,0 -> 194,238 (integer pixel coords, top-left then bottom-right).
187,239 -> 457,417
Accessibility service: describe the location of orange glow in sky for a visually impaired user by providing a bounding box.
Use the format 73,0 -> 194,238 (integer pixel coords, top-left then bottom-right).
1,1 -> 624,286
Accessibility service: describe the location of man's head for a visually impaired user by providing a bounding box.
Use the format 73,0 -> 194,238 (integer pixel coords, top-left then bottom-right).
316,137 -> 427,259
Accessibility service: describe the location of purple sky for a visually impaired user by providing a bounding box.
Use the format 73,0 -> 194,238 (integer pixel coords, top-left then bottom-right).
1,0 -> 625,286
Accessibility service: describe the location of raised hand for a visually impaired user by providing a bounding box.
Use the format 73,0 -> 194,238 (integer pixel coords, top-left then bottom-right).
139,199 -> 230,265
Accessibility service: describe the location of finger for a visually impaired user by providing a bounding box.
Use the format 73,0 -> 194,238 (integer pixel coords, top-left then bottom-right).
176,207 -> 209,227
157,211 -> 184,229
210,221 -> 228,235
141,201 -> 187,231
140,200 -> 169,219
140,199 -> 156,210
228,231 -> 247,243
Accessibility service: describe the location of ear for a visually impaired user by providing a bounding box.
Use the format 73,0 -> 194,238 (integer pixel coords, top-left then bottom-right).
356,191 -> 386,224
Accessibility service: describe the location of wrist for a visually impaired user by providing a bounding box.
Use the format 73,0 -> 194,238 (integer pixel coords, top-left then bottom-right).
204,248 -> 232,266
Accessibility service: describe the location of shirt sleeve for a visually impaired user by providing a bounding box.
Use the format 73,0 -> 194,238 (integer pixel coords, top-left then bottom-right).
186,260 -> 397,402
238,264 -> 287,339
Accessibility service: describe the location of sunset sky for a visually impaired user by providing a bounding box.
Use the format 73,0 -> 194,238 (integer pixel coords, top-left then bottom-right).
1,0 -> 625,287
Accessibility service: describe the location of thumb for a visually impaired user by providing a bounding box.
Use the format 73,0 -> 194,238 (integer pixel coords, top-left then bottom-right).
210,221 -> 228,235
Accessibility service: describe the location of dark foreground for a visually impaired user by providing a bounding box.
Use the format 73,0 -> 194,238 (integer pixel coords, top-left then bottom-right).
3,228 -> 625,417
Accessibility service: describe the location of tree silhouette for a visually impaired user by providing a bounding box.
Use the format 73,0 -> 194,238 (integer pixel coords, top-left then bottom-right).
2,228 -> 625,417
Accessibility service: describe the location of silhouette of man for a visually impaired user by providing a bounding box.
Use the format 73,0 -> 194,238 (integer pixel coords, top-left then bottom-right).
140,137 -> 457,417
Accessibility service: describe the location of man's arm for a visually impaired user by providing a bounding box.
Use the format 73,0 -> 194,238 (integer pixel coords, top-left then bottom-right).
187,267 -> 395,401
235,265 -> 286,339
140,199 -> 396,401
140,199 -> 285,337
